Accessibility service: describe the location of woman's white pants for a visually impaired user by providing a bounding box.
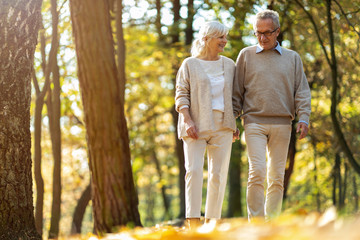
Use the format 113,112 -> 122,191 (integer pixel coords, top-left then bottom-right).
183,111 -> 233,219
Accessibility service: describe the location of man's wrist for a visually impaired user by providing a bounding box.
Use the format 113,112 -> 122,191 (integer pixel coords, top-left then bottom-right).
298,120 -> 308,125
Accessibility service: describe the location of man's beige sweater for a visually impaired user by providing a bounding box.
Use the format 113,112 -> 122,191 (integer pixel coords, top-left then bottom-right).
175,56 -> 236,139
232,45 -> 311,125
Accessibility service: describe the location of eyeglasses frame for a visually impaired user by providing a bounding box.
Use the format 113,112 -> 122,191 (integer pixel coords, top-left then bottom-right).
254,27 -> 279,38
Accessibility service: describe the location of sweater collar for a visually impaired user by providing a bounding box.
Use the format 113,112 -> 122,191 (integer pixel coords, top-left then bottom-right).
256,42 -> 282,55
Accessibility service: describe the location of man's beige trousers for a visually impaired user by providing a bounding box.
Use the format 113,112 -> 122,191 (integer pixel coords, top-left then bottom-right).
183,110 -> 233,219
244,123 -> 292,220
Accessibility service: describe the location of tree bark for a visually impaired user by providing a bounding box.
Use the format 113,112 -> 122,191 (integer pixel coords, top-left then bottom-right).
69,0 -> 141,233
353,175 -> 359,212
227,135 -> 243,217
115,0 -> 126,103
151,150 -> 171,219
0,0 -> 42,239
71,184 -> 92,235
169,0 -> 185,219
283,121 -> 296,199
46,0 -> 62,238
171,108 -> 186,218
185,0 -> 194,46
171,0 -> 180,44
155,0 -> 164,42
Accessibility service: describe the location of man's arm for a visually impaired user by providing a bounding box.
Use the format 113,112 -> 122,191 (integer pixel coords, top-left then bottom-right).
232,50 -> 245,118
294,54 -> 311,139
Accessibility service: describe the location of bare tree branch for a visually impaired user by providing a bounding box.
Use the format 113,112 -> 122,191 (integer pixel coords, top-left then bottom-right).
333,0 -> 360,39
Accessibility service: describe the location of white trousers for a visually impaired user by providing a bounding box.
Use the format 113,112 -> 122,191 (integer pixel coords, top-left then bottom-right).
183,111 -> 233,219
244,123 -> 292,220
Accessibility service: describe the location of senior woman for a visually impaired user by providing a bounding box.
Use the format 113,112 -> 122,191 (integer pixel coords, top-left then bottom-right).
175,21 -> 238,229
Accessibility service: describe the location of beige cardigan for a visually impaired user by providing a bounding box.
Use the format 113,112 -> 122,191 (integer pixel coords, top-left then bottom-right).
175,56 -> 236,139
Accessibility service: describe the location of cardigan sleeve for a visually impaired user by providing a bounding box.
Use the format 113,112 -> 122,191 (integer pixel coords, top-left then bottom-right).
294,53 -> 311,123
175,60 -> 191,112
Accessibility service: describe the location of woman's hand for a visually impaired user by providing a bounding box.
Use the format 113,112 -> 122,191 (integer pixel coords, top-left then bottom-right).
232,128 -> 240,142
180,107 -> 198,139
185,118 -> 198,139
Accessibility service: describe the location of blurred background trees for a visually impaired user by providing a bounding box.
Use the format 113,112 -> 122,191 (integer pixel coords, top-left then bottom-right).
16,0 -> 360,238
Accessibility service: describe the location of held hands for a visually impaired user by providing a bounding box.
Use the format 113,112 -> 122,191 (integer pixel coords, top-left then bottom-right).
296,122 -> 309,140
233,128 -> 240,142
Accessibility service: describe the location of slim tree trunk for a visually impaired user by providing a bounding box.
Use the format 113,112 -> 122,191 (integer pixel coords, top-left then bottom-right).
170,0 -> 185,219
171,0 -> 180,44
311,139 -> 321,212
185,0 -> 194,46
339,162 -> 348,209
227,136 -> 243,217
47,0 -> 62,238
155,0 -> 164,42
0,0 -> 42,238
71,184 -> 92,235
151,150 -> 171,219
172,108 -> 186,218
332,152 -> 341,206
69,0 -> 141,233
283,121 -> 296,199
353,175 -> 359,212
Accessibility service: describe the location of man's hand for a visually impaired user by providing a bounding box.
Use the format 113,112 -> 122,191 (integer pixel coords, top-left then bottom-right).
233,128 -> 240,142
296,122 -> 309,140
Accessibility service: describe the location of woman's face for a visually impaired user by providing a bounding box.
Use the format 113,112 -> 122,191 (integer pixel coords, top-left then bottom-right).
206,34 -> 227,54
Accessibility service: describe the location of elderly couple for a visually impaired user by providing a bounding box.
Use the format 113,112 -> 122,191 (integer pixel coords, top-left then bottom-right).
175,10 -> 311,228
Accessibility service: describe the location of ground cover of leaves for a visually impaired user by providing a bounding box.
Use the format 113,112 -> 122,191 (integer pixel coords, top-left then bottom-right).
67,208 -> 360,240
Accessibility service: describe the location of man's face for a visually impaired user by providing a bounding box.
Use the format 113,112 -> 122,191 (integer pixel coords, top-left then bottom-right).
255,18 -> 280,50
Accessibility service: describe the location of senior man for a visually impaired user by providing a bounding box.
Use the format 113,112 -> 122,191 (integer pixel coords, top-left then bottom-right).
233,9 -> 311,221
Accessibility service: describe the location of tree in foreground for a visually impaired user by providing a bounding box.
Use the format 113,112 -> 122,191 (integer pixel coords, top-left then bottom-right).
69,0 -> 141,233
0,0 -> 42,239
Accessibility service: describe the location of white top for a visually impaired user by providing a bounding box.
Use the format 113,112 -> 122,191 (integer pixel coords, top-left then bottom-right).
197,57 -> 225,112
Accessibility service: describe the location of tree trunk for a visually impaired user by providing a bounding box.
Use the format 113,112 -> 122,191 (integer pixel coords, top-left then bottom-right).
353,175 -> 359,212
33,72 -> 46,235
47,0 -> 62,238
169,0 -> 185,219
115,0 -> 126,103
332,152 -> 341,206
311,139 -> 321,212
71,184 -> 92,235
283,121 -> 296,199
185,0 -> 194,46
326,0 -> 360,175
339,162 -> 348,209
155,0 -> 164,42
171,0 -> 180,44
0,0 -> 42,239
172,108 -> 186,218
227,134 -> 243,217
151,150 -> 171,219
69,0 -> 141,233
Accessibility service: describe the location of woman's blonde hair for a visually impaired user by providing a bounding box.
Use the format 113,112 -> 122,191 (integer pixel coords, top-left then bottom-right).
191,21 -> 228,58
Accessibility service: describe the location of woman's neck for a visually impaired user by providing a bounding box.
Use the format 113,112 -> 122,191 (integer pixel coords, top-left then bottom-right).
198,53 -> 220,61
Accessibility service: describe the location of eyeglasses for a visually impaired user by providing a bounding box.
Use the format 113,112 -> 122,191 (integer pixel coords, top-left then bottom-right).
254,27 -> 279,37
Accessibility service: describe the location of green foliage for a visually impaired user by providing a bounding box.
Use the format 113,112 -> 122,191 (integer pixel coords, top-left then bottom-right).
30,0 -> 360,237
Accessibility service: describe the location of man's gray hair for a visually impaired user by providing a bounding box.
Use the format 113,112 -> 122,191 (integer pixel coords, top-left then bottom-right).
254,10 -> 280,30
